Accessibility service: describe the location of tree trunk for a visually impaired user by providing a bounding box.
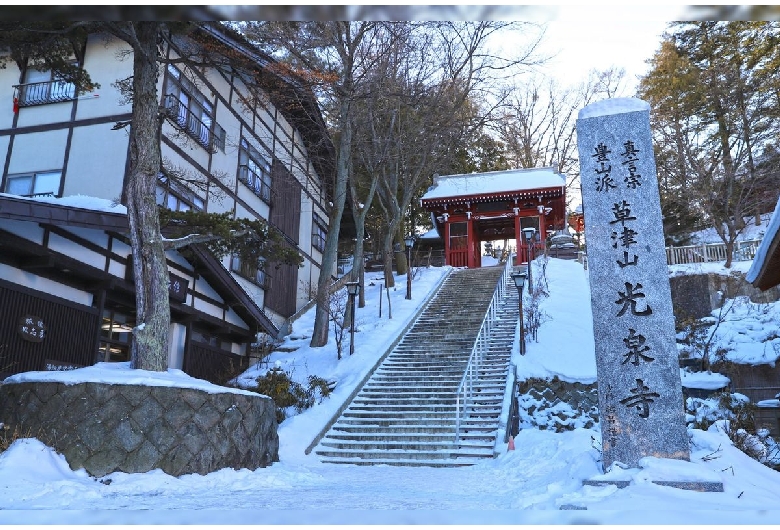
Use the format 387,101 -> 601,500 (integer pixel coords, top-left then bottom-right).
352,215 -> 367,308
381,229 -> 396,288
125,22 -> 170,371
310,95 -> 351,347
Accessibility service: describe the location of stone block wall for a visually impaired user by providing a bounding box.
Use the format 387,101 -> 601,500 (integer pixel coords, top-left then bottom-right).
0,381 -> 278,478
670,271 -> 780,321
516,378 -> 599,432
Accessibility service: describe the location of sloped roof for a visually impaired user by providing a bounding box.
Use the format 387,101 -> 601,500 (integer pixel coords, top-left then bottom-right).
0,194 -> 278,337
747,198 -> 780,291
420,167 -> 566,203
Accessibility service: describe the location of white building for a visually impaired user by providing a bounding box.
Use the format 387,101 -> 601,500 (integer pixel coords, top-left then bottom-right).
0,24 -> 335,381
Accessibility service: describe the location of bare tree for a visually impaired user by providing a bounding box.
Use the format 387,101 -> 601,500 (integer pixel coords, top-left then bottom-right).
496,68 -> 629,212
243,21 -> 407,347
368,21 -> 545,286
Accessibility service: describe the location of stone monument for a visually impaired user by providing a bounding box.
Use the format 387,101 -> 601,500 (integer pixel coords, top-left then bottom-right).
576,97 -> 690,471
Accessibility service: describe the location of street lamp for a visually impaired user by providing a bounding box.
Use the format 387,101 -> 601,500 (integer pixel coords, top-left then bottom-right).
522,227 -> 536,292
510,271 -> 527,355
345,281 -> 360,356
404,235 -> 415,300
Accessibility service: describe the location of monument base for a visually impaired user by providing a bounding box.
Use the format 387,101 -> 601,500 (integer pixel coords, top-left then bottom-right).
582,455 -> 724,493
557,456 -> 722,509
582,478 -> 724,492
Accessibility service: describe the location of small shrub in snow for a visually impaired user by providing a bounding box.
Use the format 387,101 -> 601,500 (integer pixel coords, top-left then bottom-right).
249,368 -> 334,423
690,392 -> 780,471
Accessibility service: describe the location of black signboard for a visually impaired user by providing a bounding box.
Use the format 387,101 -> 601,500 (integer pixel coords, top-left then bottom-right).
18,314 -> 46,342
168,272 -> 188,303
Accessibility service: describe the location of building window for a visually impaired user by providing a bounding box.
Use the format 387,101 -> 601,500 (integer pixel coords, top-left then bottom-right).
238,138 -> 272,204
231,254 -> 268,289
4,170 -> 61,197
163,65 -> 225,153
312,212 -> 328,253
14,64 -> 77,107
97,309 -> 133,363
156,174 -> 204,212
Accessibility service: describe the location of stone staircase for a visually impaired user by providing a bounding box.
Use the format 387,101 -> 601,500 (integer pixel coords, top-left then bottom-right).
313,265 -> 520,467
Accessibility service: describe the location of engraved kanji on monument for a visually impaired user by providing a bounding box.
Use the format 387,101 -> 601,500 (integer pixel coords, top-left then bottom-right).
576,97 -> 690,471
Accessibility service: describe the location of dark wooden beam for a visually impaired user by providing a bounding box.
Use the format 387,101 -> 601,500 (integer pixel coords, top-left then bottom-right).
20,255 -> 56,270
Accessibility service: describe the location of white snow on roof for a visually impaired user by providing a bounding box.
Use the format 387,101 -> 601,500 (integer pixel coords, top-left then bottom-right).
419,227 -> 440,240
578,97 -> 650,120
0,192 -> 127,214
420,167 -> 565,201
747,198 -> 780,283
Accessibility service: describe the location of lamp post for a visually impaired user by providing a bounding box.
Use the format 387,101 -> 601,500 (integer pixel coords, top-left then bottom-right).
511,271 -> 527,355
522,227 -> 536,293
345,281 -> 360,356
404,235 -> 414,300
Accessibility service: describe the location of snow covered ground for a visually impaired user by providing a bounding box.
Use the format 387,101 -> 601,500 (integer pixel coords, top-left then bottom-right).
2,256 -> 780,524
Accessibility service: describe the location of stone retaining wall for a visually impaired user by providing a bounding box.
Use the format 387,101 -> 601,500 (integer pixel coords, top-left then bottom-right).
0,381 -> 278,478
517,378 -> 599,432
670,271 -> 780,321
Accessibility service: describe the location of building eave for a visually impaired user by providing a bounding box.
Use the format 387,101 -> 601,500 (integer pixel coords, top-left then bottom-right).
0,195 -> 277,337
420,186 -> 564,208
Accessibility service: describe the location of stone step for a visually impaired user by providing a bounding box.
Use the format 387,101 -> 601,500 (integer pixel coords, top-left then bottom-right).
346,403 -> 502,414
315,447 -> 494,461
366,377 -> 463,385
323,435 -> 495,445
316,456 -> 483,467
352,393 -> 500,401
377,360 -> 467,367
379,364 -> 498,371
329,424 -> 494,435
315,265 -> 514,467
336,414 -> 501,424
361,383 -> 461,391
318,439 -> 496,452
333,416 -> 497,427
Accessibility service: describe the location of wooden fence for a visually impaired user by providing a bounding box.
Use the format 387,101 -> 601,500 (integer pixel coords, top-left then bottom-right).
665,239 -> 762,265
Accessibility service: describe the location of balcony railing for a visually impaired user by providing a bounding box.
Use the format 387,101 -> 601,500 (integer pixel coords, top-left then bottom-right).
13,80 -> 76,107
163,94 -> 225,154
238,164 -> 272,204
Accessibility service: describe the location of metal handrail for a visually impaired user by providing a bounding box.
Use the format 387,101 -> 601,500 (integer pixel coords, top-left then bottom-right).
238,164 -> 272,204
13,80 -> 76,107
163,94 -> 225,153
455,256 -> 513,441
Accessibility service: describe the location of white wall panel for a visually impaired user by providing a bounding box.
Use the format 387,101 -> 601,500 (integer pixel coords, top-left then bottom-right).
64,123 -> 128,200
7,130 -> 68,176
0,262 -> 93,306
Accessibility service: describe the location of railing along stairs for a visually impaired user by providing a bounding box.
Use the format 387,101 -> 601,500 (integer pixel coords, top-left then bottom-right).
455,256 -> 514,441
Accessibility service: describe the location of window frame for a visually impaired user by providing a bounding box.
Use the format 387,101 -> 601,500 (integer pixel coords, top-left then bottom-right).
97,308 -> 134,363
312,212 -> 328,253
155,174 -> 205,212
230,254 -> 269,290
4,170 -> 62,197
163,65 -> 225,153
238,138 -> 272,205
